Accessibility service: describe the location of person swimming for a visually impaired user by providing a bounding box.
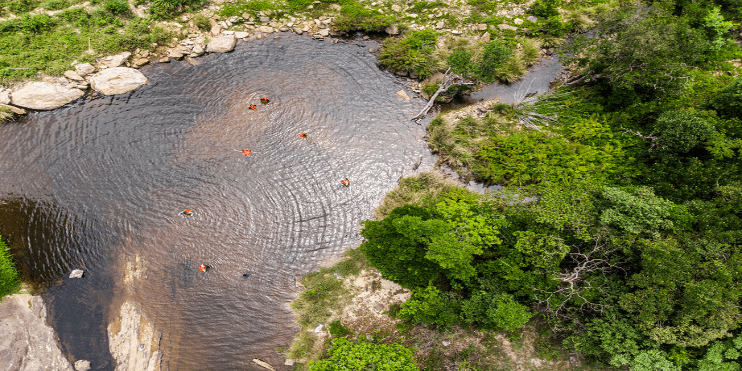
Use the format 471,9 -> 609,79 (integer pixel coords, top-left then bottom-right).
199,264 -> 211,272
341,178 -> 350,187
182,209 -> 192,216
260,96 -> 270,104
249,104 -> 257,110
299,132 -> 308,138
241,149 -> 252,156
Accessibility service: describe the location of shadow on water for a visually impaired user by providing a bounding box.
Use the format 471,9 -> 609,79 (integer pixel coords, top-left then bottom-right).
0,198 -> 116,370
0,33 -> 430,370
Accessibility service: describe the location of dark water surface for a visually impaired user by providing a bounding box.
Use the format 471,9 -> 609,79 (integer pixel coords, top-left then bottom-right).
0,34 -> 428,370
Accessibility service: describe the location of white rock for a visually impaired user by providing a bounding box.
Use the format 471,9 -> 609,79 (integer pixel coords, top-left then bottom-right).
206,35 -> 237,53
514,18 -> 524,25
385,24 -> 399,35
223,30 -> 235,35
258,25 -> 274,33
498,24 -> 518,31
75,63 -> 96,76
101,52 -> 131,68
313,324 -> 324,333
69,269 -> 84,278
235,31 -> 249,39
391,4 -> 401,12
436,21 -> 444,29
89,68 -> 148,96
396,90 -> 411,101
11,82 -> 84,110
64,70 -> 85,81
74,360 -> 91,371
319,28 -> 330,37
0,90 -> 10,105
451,30 -> 461,34
191,44 -> 205,57
527,16 -> 538,23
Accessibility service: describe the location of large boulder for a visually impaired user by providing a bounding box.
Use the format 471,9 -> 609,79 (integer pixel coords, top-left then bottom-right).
89,67 -> 148,96
11,82 -> 84,110
206,35 -> 236,53
0,294 -> 74,371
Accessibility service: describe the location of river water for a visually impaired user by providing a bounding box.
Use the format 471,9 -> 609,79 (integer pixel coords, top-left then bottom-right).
0,34 -> 430,370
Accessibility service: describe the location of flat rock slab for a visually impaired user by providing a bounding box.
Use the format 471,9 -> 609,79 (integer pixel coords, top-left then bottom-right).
11,82 -> 84,110
90,67 -> 148,96
206,35 -> 236,53
0,294 -> 73,371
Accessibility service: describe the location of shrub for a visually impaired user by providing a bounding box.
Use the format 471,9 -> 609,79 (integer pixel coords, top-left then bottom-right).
461,291 -> 532,331
43,0 -> 70,10
710,77 -> 742,119
328,320 -> 352,338
102,0 -> 131,16
192,13 -> 210,31
378,30 -> 439,79
308,338 -> 417,371
0,237 -> 20,298
7,0 -> 40,14
149,0 -> 204,19
334,4 -> 394,32
495,54 -> 525,83
531,0 -> 561,18
447,49 -> 474,78
478,40 -> 512,83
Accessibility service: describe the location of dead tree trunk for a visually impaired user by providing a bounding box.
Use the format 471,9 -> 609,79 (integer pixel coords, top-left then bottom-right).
412,69 -> 473,122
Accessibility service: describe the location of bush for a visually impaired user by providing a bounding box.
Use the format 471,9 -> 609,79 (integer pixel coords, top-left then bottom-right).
308,338 -> 417,371
7,0 -> 40,14
102,0 -> 131,16
43,0 -> 70,10
149,0 -> 204,19
0,237 -> 20,298
192,13 -> 210,31
378,30 -> 439,79
328,320 -> 352,338
334,4 -> 395,32
711,77 -> 742,119
531,0 -> 561,18
461,291 -> 532,331
477,40 -> 512,83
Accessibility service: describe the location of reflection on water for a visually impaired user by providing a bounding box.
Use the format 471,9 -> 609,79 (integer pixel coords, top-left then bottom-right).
0,34 -> 429,370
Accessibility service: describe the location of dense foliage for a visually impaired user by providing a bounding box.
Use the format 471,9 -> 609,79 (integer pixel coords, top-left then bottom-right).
363,1 -> 742,369
308,338 -> 417,371
0,236 -> 20,298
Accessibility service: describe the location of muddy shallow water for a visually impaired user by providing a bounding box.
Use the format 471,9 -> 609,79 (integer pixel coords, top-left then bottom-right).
0,34 -> 431,370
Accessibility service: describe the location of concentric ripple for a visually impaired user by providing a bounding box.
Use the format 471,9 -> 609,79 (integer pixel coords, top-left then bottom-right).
0,34 -> 430,370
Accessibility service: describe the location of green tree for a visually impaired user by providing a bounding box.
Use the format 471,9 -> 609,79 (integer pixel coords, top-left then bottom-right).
0,236 -> 20,298
711,77 -> 742,120
651,110 -> 716,159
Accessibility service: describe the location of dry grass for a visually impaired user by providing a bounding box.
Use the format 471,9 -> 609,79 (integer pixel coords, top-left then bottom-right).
374,171 -> 460,219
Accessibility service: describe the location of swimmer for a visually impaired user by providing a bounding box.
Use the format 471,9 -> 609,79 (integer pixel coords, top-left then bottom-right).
241,149 -> 252,156
299,132 -> 308,138
182,209 -> 193,216
249,104 -> 257,110
341,178 -> 350,187
260,96 -> 270,104
199,264 -> 211,272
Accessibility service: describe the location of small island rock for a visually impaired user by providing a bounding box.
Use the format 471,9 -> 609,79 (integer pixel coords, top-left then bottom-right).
90,67 -> 148,96
206,35 -> 237,53
69,269 -> 84,278
11,82 -> 84,110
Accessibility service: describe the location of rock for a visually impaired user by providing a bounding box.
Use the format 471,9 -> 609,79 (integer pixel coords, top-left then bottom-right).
284,359 -> 295,366
329,3 -> 341,10
211,24 -> 222,35
259,16 -> 270,23
395,69 -> 408,77
313,324 -> 324,333
139,50 -> 150,58
385,24 -> 399,35
279,27 -> 289,32
132,58 -> 150,68
480,31 -> 490,42
206,35 -> 236,53
235,31 -> 249,39
0,294 -> 74,371
396,90 -> 411,101
451,30 -> 461,34
477,23 -> 487,31
0,90 -> 10,105
74,360 -> 91,371
252,359 -> 276,370
318,28 -> 330,37
293,27 -> 303,34
514,18 -> 524,25
109,301 -> 162,371
498,24 -> 518,31
258,25 -> 274,33
408,13 -> 418,18
101,52 -> 131,68
186,57 -> 202,66
11,82 -> 84,110
69,269 -> 84,278
391,4 -> 401,12
158,56 -> 170,63
436,21 -> 444,29
442,340 -> 451,346
527,16 -> 538,23
167,49 -> 185,59
0,103 -> 26,115
89,67 -> 148,96
75,63 -> 96,76
223,30 -> 235,35
64,70 -> 85,81
191,44 -> 205,57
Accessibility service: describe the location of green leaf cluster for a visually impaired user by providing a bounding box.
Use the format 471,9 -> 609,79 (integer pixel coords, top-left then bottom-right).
0,237 -> 20,298
308,338 -> 417,371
